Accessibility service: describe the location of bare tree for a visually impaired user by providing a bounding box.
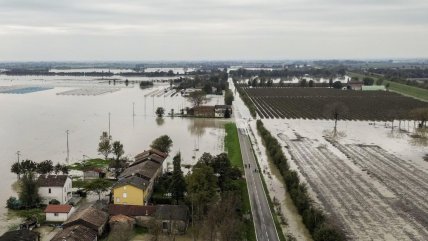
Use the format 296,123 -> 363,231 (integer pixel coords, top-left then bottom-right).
324,102 -> 349,133
188,91 -> 207,107
410,107 -> 428,128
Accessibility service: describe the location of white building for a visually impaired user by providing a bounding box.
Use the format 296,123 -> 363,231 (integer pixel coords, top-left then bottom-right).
44,204 -> 75,222
37,175 -> 72,204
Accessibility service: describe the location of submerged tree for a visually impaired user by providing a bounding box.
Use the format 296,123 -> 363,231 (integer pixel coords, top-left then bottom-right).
19,172 -> 40,208
410,107 -> 428,128
188,91 -> 207,107
11,162 -> 21,179
150,135 -> 173,153
324,102 -> 349,133
155,107 -> 165,118
98,131 -> 112,159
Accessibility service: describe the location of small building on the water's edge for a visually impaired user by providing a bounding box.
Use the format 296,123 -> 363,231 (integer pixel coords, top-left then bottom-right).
37,175 -> 72,204
44,204 -> 76,222
187,105 -> 232,118
214,105 -> 232,118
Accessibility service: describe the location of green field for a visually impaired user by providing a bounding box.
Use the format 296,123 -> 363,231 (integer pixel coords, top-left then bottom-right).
384,80 -> 428,101
224,122 -> 256,241
348,71 -> 428,101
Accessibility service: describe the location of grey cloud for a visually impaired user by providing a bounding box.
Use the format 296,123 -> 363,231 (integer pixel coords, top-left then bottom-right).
0,0 -> 427,60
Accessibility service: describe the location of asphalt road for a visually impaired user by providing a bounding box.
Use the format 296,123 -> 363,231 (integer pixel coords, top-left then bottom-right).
238,128 -> 280,241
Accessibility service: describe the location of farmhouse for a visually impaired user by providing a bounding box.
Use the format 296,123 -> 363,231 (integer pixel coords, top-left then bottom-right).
37,175 -> 72,204
63,207 -> 109,236
51,225 -> 97,241
112,176 -> 150,205
188,106 -> 215,117
0,230 -> 39,241
347,80 -> 363,90
214,105 -> 232,118
114,151 -> 165,205
44,204 -> 75,222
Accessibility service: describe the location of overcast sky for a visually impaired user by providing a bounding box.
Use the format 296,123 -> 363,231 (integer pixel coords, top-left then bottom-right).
0,0 -> 427,61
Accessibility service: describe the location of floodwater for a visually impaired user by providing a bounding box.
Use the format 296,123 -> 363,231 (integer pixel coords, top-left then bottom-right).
0,74 -> 226,234
229,79 -> 312,240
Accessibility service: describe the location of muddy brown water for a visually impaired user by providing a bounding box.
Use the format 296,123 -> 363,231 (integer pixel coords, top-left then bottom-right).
0,75 -> 226,234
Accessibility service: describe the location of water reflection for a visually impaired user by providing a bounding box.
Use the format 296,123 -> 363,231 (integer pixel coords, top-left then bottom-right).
409,128 -> 428,146
187,118 -> 226,137
155,117 -> 165,126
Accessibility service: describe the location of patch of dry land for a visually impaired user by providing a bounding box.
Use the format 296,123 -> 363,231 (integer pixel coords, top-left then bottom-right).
262,119 -> 428,241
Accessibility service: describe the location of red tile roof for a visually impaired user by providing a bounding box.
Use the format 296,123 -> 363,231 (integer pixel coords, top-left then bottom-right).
44,204 -> 73,213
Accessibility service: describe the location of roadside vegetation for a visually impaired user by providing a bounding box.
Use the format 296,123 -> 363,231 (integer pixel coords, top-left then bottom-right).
256,120 -> 345,241
225,123 -> 256,241
232,78 -> 257,118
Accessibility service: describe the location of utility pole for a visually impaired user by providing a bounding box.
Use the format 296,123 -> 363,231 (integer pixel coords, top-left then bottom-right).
16,151 -> 21,164
133,102 -> 135,117
108,112 -> 111,137
66,130 -> 69,163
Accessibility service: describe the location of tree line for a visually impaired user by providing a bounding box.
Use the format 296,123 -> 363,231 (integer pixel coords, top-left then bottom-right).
256,120 -> 345,241
229,67 -> 346,79
151,151 -> 244,241
232,78 -> 257,118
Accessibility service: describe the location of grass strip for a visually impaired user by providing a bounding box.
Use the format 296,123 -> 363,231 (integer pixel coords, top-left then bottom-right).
225,122 -> 256,241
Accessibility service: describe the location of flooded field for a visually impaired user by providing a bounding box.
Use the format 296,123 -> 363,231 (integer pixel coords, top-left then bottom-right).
0,75 -> 226,234
263,119 -> 428,240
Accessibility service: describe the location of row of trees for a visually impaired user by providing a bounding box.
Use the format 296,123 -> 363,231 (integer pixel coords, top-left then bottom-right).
152,151 -> 244,240
8,159 -> 70,209
185,153 -> 244,241
256,120 -> 345,241
230,67 -> 346,79
11,160 -> 69,179
224,89 -> 234,105
233,78 -> 257,118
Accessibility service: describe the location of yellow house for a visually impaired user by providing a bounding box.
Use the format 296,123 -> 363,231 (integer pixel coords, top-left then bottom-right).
113,176 -> 149,206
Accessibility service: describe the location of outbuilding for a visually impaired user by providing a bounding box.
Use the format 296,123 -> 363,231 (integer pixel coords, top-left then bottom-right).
44,204 -> 75,222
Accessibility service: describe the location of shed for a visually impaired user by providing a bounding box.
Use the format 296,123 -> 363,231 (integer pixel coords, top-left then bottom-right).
44,204 -> 75,222
63,207 -> 108,236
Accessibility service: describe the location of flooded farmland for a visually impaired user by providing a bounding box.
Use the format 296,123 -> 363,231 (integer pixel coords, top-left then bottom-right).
263,119 -> 428,240
0,74 -> 226,234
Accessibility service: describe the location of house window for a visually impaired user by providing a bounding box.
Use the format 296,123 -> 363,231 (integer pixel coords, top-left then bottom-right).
116,198 -> 120,203
123,193 -> 127,198
54,213 -> 59,216
162,222 -> 168,230
124,186 -> 127,190
48,188 -> 51,194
